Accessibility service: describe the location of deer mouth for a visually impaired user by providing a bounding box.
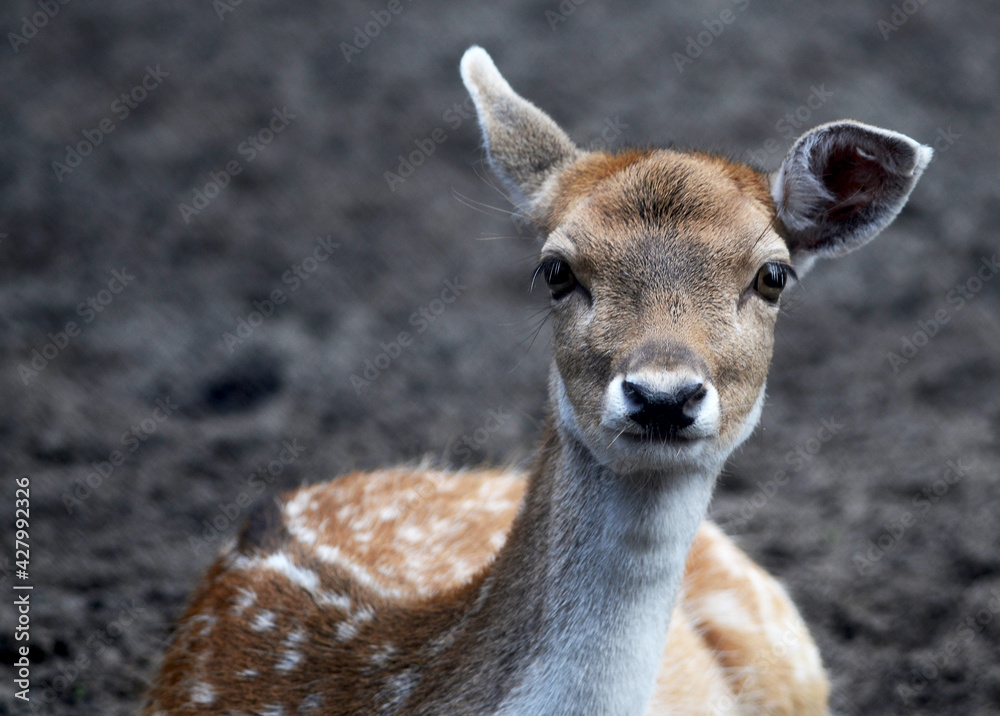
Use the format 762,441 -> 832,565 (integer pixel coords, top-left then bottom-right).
613,425 -> 700,445
605,425 -> 713,460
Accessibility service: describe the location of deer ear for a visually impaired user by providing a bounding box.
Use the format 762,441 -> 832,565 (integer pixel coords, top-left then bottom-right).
461,46 -> 580,214
772,120 -> 932,274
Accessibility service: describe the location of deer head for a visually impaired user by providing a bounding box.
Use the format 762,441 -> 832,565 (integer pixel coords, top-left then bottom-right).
461,46 -> 931,476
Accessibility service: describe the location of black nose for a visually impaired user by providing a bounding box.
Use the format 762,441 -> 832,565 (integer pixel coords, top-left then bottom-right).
622,379 -> 707,439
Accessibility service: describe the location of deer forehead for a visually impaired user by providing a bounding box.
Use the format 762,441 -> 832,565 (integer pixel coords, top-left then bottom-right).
542,150 -> 788,352
545,149 -> 787,290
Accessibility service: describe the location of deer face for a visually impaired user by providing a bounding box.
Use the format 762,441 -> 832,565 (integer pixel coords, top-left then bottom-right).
461,47 -> 931,474
540,151 -> 790,471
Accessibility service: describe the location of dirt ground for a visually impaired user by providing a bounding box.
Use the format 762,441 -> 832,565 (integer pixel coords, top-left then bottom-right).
1,1 -> 998,714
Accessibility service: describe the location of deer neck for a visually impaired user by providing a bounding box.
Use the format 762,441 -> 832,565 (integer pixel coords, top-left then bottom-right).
435,378 -> 721,715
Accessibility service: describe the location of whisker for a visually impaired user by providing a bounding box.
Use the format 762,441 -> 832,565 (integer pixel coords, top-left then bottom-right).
507,309 -> 552,373
451,188 -> 526,220
607,425 -> 630,449
498,305 -> 553,329
473,234 -> 532,242
472,160 -> 523,209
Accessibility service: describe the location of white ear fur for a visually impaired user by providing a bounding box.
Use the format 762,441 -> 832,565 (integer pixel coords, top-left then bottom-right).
460,46 -> 580,212
771,120 -> 932,274
460,47 -> 515,111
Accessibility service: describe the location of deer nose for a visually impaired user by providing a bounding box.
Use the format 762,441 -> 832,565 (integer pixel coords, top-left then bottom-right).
622,377 -> 707,439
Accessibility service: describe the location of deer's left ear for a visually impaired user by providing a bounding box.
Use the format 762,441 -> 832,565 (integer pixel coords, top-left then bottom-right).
772,120 -> 932,273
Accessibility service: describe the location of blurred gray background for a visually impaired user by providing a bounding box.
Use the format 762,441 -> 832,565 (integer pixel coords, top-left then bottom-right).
0,1 -> 997,714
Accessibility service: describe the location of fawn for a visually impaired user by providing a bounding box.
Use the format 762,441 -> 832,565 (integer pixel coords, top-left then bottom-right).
144,47 -> 931,715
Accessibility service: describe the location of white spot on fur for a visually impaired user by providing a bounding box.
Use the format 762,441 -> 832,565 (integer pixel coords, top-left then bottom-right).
336,620 -> 359,641
452,559 -> 473,581
262,552 -> 320,593
285,492 -> 321,546
284,491 -> 325,548
697,591 -> 754,633
260,705 -> 285,716
297,694 -> 323,713
285,489 -> 311,517
379,668 -> 420,713
237,668 -> 259,678
275,650 -> 302,671
371,643 -> 397,667
276,627 -> 308,671
189,681 -> 216,705
184,613 -> 216,640
231,587 -> 258,616
317,591 -> 352,611
336,605 -> 375,642
313,544 -> 405,599
251,610 -> 277,632
399,524 -> 425,543
489,529 -> 508,550
483,499 -> 514,514
290,521 -> 319,546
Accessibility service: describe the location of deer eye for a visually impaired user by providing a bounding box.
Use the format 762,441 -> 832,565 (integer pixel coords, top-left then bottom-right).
536,259 -> 578,300
753,261 -> 793,303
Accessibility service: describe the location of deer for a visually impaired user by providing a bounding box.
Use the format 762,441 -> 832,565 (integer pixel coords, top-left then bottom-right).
143,46 -> 931,715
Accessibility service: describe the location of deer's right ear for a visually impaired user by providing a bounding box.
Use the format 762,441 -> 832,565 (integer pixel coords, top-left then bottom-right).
772,120 -> 932,274
461,47 -> 580,214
